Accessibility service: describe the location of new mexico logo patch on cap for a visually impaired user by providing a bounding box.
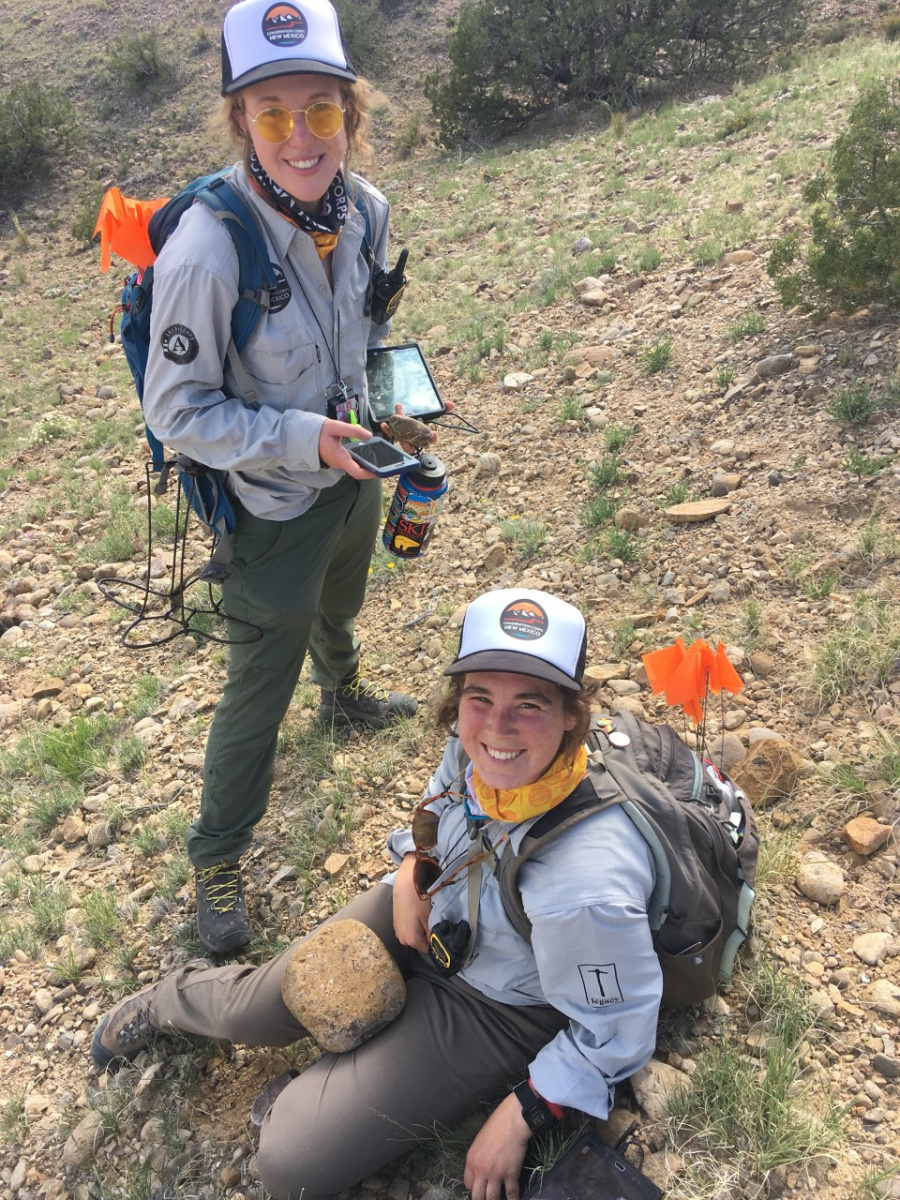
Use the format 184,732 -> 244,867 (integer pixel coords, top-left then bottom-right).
500,599 -> 548,641
262,3 -> 309,47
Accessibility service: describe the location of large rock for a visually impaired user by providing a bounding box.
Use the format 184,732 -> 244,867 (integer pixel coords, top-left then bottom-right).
629,1059 -> 690,1121
665,498 -> 732,523
730,738 -> 803,808
796,853 -> 844,906
281,919 -> 406,1053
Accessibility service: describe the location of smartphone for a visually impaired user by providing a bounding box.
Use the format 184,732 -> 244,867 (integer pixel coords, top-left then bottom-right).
343,435 -> 420,477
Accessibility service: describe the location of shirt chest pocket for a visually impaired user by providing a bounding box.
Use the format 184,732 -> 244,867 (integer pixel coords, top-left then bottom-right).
243,318 -> 321,401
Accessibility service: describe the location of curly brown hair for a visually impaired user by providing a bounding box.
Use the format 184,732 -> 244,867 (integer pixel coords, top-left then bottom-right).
211,76 -> 374,178
432,674 -> 601,765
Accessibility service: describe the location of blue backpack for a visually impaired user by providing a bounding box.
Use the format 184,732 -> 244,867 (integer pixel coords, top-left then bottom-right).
116,168 -> 372,579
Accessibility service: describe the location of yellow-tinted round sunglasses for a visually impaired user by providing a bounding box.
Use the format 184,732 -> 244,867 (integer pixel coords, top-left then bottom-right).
249,102 -> 345,144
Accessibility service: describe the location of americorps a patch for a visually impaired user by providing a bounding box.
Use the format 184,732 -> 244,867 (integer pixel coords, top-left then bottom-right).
161,324 -> 200,365
578,962 -> 624,1007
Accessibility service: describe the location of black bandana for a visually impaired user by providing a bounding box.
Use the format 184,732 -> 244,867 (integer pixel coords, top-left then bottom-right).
248,151 -> 348,239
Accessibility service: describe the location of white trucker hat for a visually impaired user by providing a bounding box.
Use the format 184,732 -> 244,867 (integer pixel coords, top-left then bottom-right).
222,0 -> 356,95
443,589 -> 587,692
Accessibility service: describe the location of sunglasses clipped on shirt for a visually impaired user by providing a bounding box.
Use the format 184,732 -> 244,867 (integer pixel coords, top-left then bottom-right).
249,102 -> 346,144
411,789 -> 508,900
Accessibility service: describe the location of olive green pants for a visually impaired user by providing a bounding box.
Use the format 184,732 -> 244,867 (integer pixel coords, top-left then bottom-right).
185,475 -> 382,868
150,884 -> 568,1200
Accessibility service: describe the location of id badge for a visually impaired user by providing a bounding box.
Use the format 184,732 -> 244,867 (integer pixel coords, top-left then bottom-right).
327,388 -> 360,424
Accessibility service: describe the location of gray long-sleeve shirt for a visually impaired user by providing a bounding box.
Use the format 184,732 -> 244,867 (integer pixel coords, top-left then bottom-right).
143,163 -> 390,519
386,736 -> 663,1117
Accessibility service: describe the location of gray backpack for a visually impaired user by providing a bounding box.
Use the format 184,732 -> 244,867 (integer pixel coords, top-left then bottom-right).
495,710 -> 759,1009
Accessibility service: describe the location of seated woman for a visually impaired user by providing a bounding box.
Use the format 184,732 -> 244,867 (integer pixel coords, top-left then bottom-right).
90,588 -> 661,1200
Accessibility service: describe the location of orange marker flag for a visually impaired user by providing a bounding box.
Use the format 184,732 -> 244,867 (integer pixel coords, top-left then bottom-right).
94,189 -> 169,274
643,638 -> 742,725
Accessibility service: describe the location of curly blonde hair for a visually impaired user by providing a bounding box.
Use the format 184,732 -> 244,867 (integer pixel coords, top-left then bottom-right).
211,77 -> 373,178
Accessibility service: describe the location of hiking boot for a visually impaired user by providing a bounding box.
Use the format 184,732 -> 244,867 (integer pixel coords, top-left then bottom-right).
319,669 -> 418,731
90,983 -> 161,1069
195,861 -> 251,955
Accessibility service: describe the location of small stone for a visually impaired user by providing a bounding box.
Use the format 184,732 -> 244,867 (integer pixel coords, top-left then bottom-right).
614,507 -> 648,531
281,919 -> 406,1053
755,354 -> 795,379
323,853 -> 350,877
502,372 -> 534,390
866,979 -> 900,1019
59,813 -> 86,843
796,854 -> 845,906
707,732 -> 747,773
749,651 -> 775,678
872,1053 -> 900,1079
843,816 -> 890,856
482,542 -> 507,571
474,453 -> 501,478
63,1110 -> 104,1169
28,677 -> 65,700
630,1060 -> 690,1121
852,932 -> 894,966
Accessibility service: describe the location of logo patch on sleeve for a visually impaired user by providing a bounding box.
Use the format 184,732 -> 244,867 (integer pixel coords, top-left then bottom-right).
579,963 -> 623,1008
161,324 -> 199,365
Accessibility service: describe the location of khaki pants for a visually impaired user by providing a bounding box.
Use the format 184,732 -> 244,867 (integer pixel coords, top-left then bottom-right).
185,475 -> 383,868
151,885 -> 567,1200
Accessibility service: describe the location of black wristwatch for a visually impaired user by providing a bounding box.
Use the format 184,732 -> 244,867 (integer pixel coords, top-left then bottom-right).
513,1081 -> 559,1134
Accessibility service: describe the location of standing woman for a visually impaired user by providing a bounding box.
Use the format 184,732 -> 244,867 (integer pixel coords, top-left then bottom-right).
142,0 -> 418,955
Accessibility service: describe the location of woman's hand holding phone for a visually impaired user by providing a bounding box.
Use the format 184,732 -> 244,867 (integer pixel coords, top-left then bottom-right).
318,418 -> 376,479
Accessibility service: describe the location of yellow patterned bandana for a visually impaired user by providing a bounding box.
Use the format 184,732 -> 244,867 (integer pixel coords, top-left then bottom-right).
308,230 -> 340,259
472,744 -> 588,824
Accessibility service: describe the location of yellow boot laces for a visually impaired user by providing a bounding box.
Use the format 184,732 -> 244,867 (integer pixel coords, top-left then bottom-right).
197,863 -> 241,913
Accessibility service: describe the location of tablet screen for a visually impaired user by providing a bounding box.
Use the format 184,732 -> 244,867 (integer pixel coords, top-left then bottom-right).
521,1133 -> 662,1200
366,343 -> 445,424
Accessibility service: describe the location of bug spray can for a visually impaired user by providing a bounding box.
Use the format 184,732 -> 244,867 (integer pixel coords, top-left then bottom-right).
382,453 -> 448,559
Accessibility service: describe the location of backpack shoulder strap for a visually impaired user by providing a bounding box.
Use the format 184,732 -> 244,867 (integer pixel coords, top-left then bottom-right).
349,177 -> 375,266
495,770 -> 628,943
193,175 -> 277,354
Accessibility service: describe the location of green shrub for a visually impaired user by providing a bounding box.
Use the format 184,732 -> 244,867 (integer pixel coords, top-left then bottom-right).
827,380 -> 886,427
425,0 -> 802,144
106,31 -> 176,94
768,79 -> 900,312
880,14 -> 900,40
727,310 -> 765,340
71,183 -> 106,247
639,335 -> 673,374
0,78 -> 79,202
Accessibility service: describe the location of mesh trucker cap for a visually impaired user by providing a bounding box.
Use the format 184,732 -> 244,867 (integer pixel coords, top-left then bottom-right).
444,589 -> 587,692
222,0 -> 357,95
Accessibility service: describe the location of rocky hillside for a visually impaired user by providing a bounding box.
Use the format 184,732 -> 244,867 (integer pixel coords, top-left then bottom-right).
1,3 -> 899,1200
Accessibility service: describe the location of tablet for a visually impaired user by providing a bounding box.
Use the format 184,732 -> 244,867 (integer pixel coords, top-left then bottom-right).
366,342 -> 446,425
521,1132 -> 662,1200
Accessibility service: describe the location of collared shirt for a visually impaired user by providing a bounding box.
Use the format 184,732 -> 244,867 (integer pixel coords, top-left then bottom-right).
386,736 -> 662,1117
143,163 -> 391,520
